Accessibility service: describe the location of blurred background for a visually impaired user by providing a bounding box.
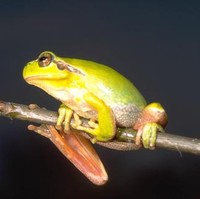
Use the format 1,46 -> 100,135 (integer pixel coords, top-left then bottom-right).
0,1 -> 200,198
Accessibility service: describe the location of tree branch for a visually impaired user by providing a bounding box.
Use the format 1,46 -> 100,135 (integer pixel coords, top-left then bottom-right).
0,100 -> 200,155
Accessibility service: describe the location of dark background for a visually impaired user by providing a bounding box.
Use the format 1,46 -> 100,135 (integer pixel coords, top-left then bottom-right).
0,1 -> 200,198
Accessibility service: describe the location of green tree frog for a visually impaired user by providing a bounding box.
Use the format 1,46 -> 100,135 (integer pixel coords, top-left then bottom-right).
23,51 -> 167,149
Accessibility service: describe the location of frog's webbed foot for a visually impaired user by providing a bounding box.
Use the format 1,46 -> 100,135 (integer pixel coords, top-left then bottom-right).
136,123 -> 165,150
72,117 -> 100,143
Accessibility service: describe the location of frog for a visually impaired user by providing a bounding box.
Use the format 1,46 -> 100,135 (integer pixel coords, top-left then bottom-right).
23,51 -> 168,149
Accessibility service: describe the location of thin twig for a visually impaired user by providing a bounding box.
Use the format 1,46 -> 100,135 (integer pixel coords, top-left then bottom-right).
0,100 -> 200,155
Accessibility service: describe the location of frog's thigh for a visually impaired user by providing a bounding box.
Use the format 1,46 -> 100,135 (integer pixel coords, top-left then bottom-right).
83,92 -> 116,141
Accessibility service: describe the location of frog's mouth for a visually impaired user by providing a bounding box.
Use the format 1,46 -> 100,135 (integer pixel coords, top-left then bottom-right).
23,73 -> 68,84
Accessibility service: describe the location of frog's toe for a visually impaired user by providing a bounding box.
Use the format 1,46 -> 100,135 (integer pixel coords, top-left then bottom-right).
71,112 -> 82,129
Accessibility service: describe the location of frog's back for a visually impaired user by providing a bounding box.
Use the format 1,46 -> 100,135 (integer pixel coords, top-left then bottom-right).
63,57 -> 147,127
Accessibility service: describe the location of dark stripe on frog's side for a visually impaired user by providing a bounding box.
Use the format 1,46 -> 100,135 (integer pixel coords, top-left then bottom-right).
55,60 -> 85,76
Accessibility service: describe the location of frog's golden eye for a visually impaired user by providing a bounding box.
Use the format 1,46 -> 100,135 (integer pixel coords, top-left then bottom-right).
38,52 -> 53,67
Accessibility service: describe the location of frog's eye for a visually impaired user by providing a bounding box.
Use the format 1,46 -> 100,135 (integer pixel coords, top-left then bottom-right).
38,52 -> 53,67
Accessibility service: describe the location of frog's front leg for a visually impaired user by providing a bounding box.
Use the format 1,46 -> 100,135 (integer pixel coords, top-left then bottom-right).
134,102 -> 168,150
73,92 -> 116,142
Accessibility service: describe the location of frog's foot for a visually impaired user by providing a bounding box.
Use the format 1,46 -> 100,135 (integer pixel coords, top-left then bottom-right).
136,123 -> 165,150
56,104 -> 73,133
134,102 -> 167,150
71,116 -> 100,143
71,114 -> 114,143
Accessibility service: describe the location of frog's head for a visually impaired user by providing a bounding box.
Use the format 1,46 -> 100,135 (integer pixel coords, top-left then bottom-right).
23,51 -> 83,92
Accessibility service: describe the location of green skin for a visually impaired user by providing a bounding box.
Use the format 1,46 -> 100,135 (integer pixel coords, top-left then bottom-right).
23,51 -> 166,148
